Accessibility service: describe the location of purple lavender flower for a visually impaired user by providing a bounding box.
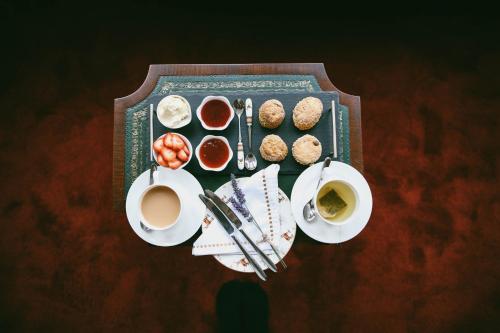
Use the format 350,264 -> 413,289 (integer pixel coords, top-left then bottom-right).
230,173 -> 246,204
229,196 -> 250,218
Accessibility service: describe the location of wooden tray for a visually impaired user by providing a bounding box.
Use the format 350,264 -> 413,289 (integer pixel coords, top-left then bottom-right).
114,64 -> 363,211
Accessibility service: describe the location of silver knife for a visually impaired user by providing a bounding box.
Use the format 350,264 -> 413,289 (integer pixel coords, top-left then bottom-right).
204,190 -> 278,273
198,195 -> 267,281
237,203 -> 287,269
331,100 -> 337,159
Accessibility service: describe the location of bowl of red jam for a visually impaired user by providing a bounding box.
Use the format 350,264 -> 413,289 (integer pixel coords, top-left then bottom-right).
196,96 -> 234,130
195,135 -> 233,171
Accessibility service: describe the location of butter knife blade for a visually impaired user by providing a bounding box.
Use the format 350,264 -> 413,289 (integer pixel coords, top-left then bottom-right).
198,195 -> 267,281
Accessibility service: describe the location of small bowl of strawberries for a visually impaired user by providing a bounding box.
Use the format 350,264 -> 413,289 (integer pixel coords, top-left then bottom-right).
152,132 -> 192,170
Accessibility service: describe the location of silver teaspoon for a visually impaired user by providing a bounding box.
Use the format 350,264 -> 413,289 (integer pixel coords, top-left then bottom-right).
303,157 -> 331,223
233,99 -> 245,170
244,98 -> 257,171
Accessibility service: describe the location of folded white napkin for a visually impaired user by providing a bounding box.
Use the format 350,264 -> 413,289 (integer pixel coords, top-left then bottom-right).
192,164 -> 281,256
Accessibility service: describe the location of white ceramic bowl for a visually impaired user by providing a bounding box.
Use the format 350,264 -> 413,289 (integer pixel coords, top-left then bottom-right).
156,95 -> 192,129
153,133 -> 193,169
196,96 -> 234,130
195,135 -> 233,171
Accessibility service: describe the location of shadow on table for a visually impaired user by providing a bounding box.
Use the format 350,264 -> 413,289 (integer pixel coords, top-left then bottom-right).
216,280 -> 269,333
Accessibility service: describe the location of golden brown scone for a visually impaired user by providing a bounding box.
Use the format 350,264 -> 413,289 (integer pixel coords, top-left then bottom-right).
292,97 -> 323,130
259,99 -> 285,129
259,134 -> 288,162
292,134 -> 322,165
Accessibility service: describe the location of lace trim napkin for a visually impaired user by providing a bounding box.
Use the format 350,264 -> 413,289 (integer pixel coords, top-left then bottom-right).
192,164 -> 281,256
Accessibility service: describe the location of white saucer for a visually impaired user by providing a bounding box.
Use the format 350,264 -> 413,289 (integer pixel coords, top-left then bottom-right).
125,168 -> 204,246
291,161 -> 373,244
201,178 -> 296,273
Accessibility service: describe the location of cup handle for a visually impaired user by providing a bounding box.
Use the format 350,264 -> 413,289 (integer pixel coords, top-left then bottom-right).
152,169 -> 160,184
149,164 -> 159,185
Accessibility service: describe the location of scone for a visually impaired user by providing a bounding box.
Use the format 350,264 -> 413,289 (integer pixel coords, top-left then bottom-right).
292,134 -> 322,165
292,97 -> 323,130
259,99 -> 285,129
259,134 -> 288,162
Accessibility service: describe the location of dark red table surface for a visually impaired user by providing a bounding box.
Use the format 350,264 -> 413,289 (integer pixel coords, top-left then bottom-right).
1,4 -> 499,332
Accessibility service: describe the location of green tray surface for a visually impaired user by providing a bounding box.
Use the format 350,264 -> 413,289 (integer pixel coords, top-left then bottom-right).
124,75 -> 350,196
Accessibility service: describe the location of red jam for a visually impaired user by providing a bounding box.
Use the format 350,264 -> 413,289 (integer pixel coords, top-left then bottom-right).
199,138 -> 229,168
200,99 -> 231,127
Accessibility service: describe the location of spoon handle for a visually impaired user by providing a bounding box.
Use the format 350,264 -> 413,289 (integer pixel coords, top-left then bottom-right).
247,124 -> 252,150
316,157 -> 332,190
237,142 -> 244,170
245,98 -> 253,150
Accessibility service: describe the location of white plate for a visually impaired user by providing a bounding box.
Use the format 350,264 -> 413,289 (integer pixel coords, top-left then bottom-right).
125,168 -> 204,246
201,178 -> 296,273
291,161 -> 373,244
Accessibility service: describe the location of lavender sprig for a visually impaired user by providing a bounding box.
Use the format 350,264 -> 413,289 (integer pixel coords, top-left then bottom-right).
229,175 -> 287,268
230,174 -> 264,234
229,196 -> 250,218
230,173 -> 246,205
